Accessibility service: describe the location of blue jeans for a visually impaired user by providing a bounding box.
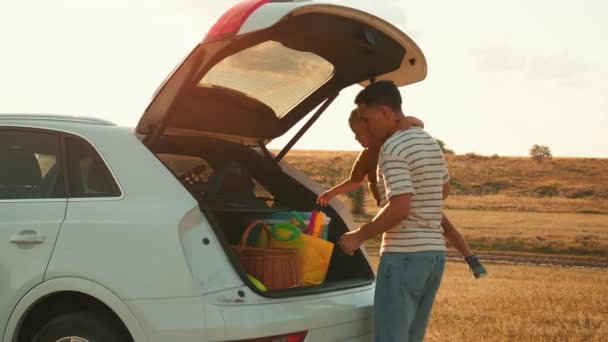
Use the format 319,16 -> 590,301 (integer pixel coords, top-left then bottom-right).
374,251 -> 446,342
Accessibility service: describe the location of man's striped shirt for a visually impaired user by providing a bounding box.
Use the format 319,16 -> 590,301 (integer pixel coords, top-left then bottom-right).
376,127 -> 449,254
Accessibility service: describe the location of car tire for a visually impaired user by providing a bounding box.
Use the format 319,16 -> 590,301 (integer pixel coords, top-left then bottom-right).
32,310 -> 131,342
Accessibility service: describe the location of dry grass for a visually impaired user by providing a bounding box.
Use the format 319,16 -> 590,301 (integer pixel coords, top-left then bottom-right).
286,150 -> 608,259
359,209 -> 608,260
360,193 -> 607,215
446,154 -> 608,200
283,150 -> 358,189
283,151 -> 608,211
443,209 -> 608,257
429,263 -> 608,342
445,195 -> 608,214
368,258 -> 608,342
301,149 -> 608,340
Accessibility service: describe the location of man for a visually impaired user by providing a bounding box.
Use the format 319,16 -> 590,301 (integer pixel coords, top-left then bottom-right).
338,81 -> 449,342
319,109 -> 486,278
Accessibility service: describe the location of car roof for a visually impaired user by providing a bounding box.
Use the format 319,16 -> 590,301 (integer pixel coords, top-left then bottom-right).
0,114 -> 116,126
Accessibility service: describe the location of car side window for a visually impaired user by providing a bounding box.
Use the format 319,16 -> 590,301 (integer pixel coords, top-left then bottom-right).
0,130 -> 65,199
66,136 -> 121,198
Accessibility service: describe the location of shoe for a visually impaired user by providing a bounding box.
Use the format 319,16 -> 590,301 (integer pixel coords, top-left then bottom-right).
465,255 -> 487,279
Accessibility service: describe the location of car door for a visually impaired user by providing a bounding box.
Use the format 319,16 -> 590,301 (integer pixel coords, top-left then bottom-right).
0,128 -> 67,337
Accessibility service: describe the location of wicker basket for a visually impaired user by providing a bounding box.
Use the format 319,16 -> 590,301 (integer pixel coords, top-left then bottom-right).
231,220 -> 301,290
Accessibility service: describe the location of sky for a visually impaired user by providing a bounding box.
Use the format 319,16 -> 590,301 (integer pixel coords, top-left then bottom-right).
1,0 -> 607,157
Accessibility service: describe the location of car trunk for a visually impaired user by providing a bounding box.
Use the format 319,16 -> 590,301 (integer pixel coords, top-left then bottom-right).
136,2 -> 426,146
137,0 -> 428,297
154,135 -> 375,297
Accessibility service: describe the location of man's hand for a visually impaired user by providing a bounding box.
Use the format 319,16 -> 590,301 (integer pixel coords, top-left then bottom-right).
316,190 -> 335,207
338,230 -> 364,256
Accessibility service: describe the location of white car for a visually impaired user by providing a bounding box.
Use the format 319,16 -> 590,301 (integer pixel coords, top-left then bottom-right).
1,1 -> 427,341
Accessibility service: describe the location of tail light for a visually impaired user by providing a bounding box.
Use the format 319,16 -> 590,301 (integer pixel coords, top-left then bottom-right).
205,0 -> 272,42
228,331 -> 308,342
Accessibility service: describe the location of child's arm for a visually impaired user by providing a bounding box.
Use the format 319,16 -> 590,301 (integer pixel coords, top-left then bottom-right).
317,179 -> 363,206
442,214 -> 473,257
398,115 -> 425,130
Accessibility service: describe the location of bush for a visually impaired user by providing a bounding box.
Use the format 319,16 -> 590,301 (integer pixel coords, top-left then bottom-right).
534,185 -> 560,197
448,178 -> 468,195
470,181 -> 512,195
348,185 -> 366,214
436,139 -> 454,154
464,152 -> 486,160
530,145 -> 552,162
565,188 -> 595,199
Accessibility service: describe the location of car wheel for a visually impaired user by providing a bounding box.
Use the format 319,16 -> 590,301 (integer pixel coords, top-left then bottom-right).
32,310 -> 131,342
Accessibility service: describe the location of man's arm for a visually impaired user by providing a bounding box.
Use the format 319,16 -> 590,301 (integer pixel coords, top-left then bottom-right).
338,193 -> 412,255
355,193 -> 412,242
339,146 -> 415,255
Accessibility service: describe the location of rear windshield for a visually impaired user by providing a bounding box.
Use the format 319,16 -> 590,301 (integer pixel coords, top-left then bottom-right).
198,40 -> 334,118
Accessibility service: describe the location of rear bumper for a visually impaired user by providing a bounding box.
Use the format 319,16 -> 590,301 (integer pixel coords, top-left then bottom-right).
127,284 -> 374,342
304,320 -> 373,341
209,285 -> 374,341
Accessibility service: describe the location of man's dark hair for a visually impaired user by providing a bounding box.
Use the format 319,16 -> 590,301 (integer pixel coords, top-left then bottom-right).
354,80 -> 402,112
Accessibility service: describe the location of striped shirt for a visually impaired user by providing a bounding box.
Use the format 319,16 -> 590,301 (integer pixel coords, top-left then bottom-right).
376,127 -> 449,254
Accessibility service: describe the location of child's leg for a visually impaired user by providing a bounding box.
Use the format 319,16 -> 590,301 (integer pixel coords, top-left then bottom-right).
442,215 -> 488,278
441,215 -> 473,257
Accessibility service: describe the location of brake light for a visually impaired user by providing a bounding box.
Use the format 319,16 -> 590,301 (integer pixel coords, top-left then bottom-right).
229,331 -> 308,342
285,332 -> 308,342
205,0 -> 272,42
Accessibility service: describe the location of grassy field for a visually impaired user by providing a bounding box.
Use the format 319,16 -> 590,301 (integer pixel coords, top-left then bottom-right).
358,209 -> 608,264
368,258 -> 608,342
292,149 -> 608,340
442,209 -> 608,258
285,150 -> 608,262
444,195 -> 608,215
283,151 -> 608,208
353,201 -> 608,260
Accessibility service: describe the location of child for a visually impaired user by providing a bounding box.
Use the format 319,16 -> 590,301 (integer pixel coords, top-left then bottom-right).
317,109 -> 487,278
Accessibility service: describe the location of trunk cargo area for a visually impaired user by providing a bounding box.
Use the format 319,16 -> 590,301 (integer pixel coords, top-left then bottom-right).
155,135 -> 375,297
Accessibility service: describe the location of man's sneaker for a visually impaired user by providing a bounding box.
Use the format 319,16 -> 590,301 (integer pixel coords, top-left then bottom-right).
465,255 -> 487,279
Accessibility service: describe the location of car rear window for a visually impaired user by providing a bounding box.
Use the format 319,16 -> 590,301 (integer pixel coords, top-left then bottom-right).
198,40 -> 334,118
66,136 -> 121,198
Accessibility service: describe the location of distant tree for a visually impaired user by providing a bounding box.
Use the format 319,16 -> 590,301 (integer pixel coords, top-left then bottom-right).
436,139 -> 454,154
529,144 -> 552,162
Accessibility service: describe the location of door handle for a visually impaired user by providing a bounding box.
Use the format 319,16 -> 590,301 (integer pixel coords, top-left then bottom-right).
10,230 -> 45,244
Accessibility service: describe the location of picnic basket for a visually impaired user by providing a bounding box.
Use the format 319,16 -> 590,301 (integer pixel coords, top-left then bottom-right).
231,220 -> 301,290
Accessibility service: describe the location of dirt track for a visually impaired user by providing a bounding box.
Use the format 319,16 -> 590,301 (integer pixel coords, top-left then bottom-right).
454,252 -> 608,270
365,247 -> 608,270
